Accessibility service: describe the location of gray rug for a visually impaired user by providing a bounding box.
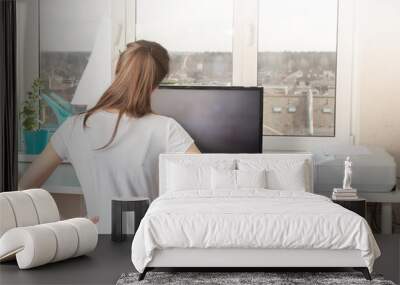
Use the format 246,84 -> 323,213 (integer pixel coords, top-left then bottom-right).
117,272 -> 396,285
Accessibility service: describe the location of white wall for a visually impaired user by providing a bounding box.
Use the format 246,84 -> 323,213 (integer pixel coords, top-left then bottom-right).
354,0 -> 400,178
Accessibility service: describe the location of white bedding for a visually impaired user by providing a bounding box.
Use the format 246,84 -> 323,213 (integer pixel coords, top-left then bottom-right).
131,190 -> 380,273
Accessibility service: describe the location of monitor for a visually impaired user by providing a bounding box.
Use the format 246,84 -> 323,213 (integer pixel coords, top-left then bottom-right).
151,86 -> 263,153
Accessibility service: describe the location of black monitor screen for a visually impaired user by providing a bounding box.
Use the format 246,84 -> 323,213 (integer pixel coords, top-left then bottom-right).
151,86 -> 263,153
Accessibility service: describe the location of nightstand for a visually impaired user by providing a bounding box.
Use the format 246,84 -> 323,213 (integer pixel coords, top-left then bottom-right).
332,198 -> 366,218
111,197 -> 150,242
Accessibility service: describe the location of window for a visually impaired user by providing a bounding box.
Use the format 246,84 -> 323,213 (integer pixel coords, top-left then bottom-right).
17,0 -> 353,155
136,0 -> 234,86
17,0 -> 110,154
134,0 -> 344,141
258,0 -> 338,136
39,0 -> 108,128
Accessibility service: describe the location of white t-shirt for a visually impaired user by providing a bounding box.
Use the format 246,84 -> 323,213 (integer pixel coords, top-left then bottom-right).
51,112 -> 194,233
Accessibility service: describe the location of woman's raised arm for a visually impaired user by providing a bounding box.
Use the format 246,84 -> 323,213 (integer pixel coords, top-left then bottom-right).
19,143 -> 62,190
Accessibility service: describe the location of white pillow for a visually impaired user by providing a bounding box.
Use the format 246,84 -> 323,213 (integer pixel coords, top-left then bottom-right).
211,168 -> 236,190
236,169 -> 267,189
165,159 -> 236,192
167,162 -> 211,191
237,159 -> 307,191
211,169 -> 268,190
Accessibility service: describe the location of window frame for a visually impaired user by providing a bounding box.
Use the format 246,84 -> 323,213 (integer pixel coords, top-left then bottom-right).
128,0 -> 356,152
16,0 -> 40,151
257,0 -> 356,151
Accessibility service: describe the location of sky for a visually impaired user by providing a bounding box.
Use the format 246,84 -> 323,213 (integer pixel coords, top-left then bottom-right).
137,0 -> 338,52
136,0 -> 234,52
39,0 -> 107,52
258,0 -> 338,52
38,0 -> 338,53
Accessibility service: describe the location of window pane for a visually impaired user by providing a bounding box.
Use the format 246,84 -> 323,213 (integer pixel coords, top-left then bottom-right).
258,0 -> 338,136
39,0 -> 108,128
18,0 -> 109,154
136,0 -> 233,86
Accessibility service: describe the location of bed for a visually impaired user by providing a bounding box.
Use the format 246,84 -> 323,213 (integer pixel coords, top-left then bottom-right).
131,153 -> 380,280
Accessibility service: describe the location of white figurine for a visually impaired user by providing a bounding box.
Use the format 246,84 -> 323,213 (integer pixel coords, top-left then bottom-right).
342,156 -> 353,190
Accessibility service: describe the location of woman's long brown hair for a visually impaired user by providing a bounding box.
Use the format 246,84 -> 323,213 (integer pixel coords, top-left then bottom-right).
83,40 -> 169,149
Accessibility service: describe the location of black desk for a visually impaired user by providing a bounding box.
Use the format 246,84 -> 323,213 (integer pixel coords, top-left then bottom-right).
0,235 -> 133,285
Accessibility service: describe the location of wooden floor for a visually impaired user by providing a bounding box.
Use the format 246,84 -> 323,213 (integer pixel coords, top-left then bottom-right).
0,234 -> 399,285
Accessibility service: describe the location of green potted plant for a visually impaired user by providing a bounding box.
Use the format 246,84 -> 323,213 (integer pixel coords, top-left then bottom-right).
20,78 -> 49,154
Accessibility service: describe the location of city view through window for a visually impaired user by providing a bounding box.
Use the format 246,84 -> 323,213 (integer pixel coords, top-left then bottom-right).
258,0 -> 338,136
259,50 -> 336,136
163,50 -> 336,136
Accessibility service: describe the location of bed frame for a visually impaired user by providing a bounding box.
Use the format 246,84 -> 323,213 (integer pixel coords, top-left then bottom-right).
140,248 -> 370,280
138,154 -> 372,281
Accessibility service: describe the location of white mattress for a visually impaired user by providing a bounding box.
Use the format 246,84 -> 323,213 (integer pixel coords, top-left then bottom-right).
131,190 -> 380,273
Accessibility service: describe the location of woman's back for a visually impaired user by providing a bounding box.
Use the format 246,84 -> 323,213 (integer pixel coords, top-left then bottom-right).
51,112 -> 193,233
19,40 -> 199,233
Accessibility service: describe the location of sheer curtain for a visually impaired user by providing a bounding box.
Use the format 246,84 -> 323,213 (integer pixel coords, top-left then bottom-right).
0,0 -> 18,192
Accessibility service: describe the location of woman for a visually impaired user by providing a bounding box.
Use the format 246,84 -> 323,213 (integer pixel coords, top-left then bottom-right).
19,40 -> 200,233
